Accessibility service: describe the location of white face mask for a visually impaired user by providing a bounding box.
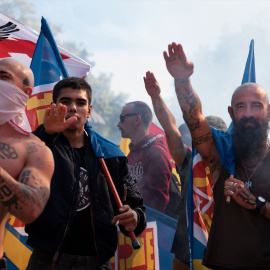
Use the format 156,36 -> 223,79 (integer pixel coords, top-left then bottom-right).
0,80 -> 29,132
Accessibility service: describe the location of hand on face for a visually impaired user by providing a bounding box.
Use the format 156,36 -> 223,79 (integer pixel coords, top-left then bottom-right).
43,103 -> 77,135
163,42 -> 194,82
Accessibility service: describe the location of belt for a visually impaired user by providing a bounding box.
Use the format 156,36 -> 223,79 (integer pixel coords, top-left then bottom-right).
32,248 -> 98,264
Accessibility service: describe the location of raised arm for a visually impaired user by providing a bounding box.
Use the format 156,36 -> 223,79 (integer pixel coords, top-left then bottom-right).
43,103 -> 77,135
0,140 -> 54,223
164,42 -> 221,183
143,71 -> 187,168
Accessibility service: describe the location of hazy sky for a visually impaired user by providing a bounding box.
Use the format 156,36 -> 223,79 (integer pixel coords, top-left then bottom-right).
28,0 -> 270,127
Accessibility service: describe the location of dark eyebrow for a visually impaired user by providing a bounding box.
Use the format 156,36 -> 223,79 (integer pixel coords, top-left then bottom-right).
0,71 -> 13,78
59,97 -> 87,102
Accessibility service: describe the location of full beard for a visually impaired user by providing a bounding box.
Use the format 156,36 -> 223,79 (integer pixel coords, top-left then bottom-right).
233,116 -> 269,159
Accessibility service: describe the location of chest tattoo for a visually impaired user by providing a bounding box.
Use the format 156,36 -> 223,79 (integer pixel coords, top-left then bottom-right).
0,142 -> 18,160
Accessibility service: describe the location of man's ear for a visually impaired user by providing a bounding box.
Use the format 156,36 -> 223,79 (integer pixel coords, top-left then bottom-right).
268,104 -> 270,120
24,86 -> 32,97
228,106 -> 234,121
87,104 -> 92,118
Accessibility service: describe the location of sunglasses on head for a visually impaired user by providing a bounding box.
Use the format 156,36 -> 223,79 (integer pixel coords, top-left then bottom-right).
119,113 -> 139,123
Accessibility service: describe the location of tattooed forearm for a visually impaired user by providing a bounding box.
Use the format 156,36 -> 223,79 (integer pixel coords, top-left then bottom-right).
0,169 -> 49,216
185,93 -> 198,111
0,143 -> 18,160
183,112 -> 200,132
193,131 -> 213,145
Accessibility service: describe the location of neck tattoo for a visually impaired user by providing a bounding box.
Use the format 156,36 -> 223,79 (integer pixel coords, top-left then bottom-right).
241,139 -> 270,188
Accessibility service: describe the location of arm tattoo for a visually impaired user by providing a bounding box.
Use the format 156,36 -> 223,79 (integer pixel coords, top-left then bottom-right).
0,143 -> 18,160
0,170 -> 49,215
193,132 -> 213,145
238,187 -> 256,207
183,112 -> 200,131
185,93 -> 198,111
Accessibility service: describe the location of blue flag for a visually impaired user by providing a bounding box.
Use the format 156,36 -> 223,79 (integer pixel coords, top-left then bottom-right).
30,17 -> 69,85
242,39 -> 256,84
84,120 -> 126,159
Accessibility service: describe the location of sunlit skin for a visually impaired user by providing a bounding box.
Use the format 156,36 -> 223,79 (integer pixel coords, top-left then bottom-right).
0,58 -> 54,259
163,42 -> 270,219
228,83 -> 270,126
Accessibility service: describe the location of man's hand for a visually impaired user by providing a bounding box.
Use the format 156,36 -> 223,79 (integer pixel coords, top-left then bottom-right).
224,177 -> 256,209
143,71 -> 161,98
163,42 -> 194,82
43,103 -> 77,135
112,205 -> 138,232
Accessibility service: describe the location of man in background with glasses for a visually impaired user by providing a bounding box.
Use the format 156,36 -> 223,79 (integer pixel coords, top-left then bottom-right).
117,101 -> 172,213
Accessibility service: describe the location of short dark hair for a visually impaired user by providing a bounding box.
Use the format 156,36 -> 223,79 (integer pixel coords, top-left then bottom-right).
126,101 -> 153,129
53,77 -> 92,104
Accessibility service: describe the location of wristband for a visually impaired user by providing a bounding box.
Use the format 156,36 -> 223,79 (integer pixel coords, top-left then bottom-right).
254,196 -> 266,213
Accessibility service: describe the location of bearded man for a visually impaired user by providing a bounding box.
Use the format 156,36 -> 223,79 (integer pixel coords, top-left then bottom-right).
163,42 -> 270,270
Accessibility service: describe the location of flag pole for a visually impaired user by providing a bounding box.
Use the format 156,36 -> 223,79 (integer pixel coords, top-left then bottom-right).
98,157 -> 141,250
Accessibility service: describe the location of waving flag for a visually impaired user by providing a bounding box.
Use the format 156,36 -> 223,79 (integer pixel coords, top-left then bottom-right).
0,11 -> 91,133
0,12 -> 91,270
187,39 -> 256,270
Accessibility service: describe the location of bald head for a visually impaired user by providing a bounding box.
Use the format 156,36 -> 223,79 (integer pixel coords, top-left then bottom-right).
231,82 -> 269,106
0,58 -> 34,91
229,82 -> 270,123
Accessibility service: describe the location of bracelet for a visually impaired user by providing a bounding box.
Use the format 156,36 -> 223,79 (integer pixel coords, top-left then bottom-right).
176,92 -> 193,100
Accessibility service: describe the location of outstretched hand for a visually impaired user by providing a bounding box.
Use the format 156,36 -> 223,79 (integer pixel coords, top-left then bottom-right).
43,103 -> 77,135
163,42 -> 194,82
143,71 -> 161,98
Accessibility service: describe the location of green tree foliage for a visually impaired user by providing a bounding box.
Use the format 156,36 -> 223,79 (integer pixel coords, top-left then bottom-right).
1,0 -> 127,144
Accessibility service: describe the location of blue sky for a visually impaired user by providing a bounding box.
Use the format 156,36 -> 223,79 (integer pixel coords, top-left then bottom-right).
28,0 -> 270,127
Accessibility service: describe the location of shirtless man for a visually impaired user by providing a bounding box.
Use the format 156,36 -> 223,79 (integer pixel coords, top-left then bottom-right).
0,58 -> 54,267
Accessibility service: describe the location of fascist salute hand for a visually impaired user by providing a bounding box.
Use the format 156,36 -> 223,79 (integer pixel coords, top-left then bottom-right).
163,42 -> 194,82
143,71 -> 161,98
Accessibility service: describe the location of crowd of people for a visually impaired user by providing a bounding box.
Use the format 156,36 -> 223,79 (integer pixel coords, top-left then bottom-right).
0,41 -> 269,270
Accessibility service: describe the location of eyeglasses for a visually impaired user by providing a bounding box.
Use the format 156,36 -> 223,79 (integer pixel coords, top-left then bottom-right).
119,113 -> 139,123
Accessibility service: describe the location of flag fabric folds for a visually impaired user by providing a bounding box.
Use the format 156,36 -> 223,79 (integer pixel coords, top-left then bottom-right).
0,11 -> 91,132
241,39 -> 256,84
30,17 -> 69,86
84,120 -> 126,159
187,39 -> 256,270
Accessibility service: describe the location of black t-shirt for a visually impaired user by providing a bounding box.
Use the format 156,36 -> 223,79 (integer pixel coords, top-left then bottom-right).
62,144 -> 98,256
